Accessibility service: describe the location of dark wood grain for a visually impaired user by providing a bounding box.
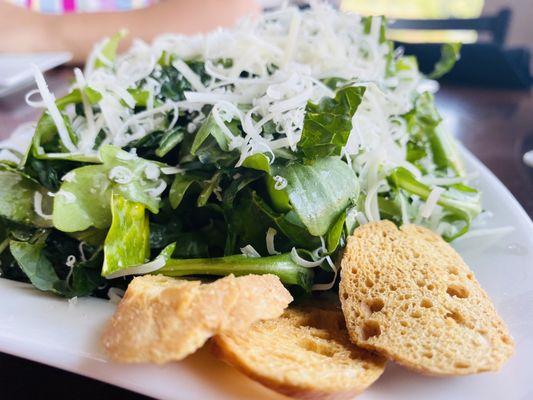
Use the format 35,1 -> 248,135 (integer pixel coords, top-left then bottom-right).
0,69 -> 532,400
435,85 -> 533,216
0,352 -> 153,400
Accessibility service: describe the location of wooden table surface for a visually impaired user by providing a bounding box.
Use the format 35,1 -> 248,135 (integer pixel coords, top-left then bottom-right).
0,69 -> 532,400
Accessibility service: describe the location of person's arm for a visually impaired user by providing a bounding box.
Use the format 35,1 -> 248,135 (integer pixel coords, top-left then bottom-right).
0,0 -> 259,64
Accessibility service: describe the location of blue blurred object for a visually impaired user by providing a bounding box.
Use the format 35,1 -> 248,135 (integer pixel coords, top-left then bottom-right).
399,42 -> 531,88
390,9 -> 532,89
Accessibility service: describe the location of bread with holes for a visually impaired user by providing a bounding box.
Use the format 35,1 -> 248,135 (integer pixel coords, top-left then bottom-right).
339,221 -> 514,376
213,298 -> 386,399
101,274 -> 293,363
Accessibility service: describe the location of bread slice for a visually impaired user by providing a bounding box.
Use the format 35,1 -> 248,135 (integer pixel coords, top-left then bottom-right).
339,221 -> 514,376
213,298 -> 386,399
101,274 -> 293,363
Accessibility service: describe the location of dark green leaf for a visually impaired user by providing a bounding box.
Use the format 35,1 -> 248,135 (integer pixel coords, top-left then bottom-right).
170,233 -> 210,258
326,211 -> 346,253
197,171 -> 222,207
10,240 -> 60,293
125,131 -> 166,160
149,220 -> 182,249
24,153 -> 86,191
67,228 -> 107,246
241,154 -> 292,212
0,169 -> 52,227
56,251 -> 106,298
298,86 -> 366,159
191,113 -> 232,154
274,157 -> 359,236
155,127 -> 185,158
157,62 -> 208,102
250,191 -> 319,250
169,173 -> 203,209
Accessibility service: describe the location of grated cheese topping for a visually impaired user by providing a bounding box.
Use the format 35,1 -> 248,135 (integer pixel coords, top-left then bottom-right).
32,65 -> 78,153
26,3 -> 464,238
420,186 -> 445,219
265,227 -> 281,255
31,4 -> 419,167
240,244 -> 261,258
33,192 -> 53,220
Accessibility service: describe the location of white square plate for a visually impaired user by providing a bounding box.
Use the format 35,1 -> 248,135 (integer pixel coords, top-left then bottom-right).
0,53 -> 72,98
0,147 -> 532,400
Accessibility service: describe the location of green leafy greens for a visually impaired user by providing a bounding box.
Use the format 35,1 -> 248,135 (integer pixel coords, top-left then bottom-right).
298,86 -> 366,159
0,6 -> 474,298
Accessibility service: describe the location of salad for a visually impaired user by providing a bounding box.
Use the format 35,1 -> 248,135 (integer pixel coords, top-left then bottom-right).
0,4 -> 481,298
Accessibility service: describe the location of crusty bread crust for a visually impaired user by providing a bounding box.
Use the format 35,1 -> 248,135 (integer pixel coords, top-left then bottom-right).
213,299 -> 386,400
101,274 -> 292,363
340,221 -> 514,376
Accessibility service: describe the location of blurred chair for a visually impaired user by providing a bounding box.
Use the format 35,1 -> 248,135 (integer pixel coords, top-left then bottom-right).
390,8 -> 511,46
390,8 -> 532,89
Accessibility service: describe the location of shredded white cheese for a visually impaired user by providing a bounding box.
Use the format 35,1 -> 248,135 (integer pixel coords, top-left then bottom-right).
455,226 -> 515,241
290,247 -> 324,268
273,175 -> 287,190
107,287 -> 126,303
160,166 -> 183,175
78,241 -> 87,262
173,59 -> 207,92
240,244 -> 261,258
144,164 -> 161,181
108,166 -> 133,184
68,296 -> 79,309
27,4 -> 423,178
105,257 -> 166,280
265,227 -> 280,255
420,186 -> 445,219
33,192 -> 52,220
32,65 -> 78,152
73,68 -> 98,153
312,256 -> 337,291
145,180 -> 167,197
61,171 -> 76,182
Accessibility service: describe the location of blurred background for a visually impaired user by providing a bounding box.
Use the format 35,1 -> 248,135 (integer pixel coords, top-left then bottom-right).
0,0 -> 531,90
0,0 -> 532,399
342,0 -> 532,88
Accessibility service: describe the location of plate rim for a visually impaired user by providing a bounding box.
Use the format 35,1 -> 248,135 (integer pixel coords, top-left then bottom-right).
0,146 -> 531,400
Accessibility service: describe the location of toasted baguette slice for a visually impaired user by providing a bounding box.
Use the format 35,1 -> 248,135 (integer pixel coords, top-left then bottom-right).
340,221 -> 514,376
101,274 -> 292,363
213,299 -> 386,400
